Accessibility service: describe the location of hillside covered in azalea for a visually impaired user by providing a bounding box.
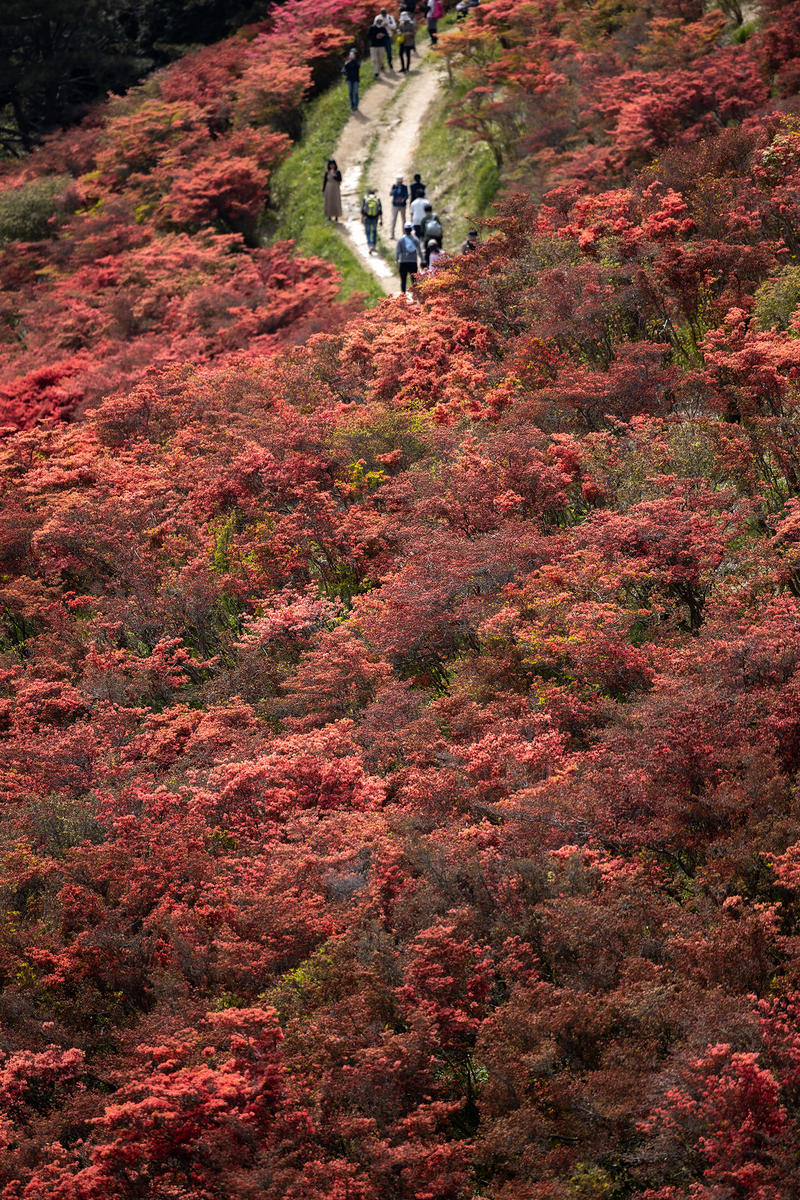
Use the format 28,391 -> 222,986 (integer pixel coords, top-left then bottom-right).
4,1 -> 800,1198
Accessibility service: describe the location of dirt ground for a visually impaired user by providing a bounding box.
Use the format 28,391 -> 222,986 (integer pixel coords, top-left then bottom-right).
333,41 -> 442,296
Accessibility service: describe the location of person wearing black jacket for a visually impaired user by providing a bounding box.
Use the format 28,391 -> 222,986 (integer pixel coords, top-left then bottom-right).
410,173 -> 427,201
342,49 -> 361,109
367,17 -> 389,77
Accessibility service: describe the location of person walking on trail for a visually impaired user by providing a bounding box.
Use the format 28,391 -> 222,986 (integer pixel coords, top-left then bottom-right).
379,7 -> 397,34
378,8 -> 397,69
361,188 -> 383,253
323,159 -> 342,221
368,16 -> 388,77
396,221 -> 421,293
342,49 -> 361,110
420,202 -> 443,248
398,10 -> 416,72
409,191 -> 428,237
461,228 -> 480,253
426,241 -> 446,271
427,0 -> 444,44
410,172 -> 427,201
390,176 -> 409,237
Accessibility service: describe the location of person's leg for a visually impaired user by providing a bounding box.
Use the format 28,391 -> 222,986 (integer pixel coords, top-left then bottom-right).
400,45 -> 410,71
377,46 -> 385,72
399,263 -> 409,293
370,46 -> 380,76
385,37 -> 393,68
348,78 -> 358,108
390,206 -> 399,237
366,217 -> 377,248
408,267 -> 417,292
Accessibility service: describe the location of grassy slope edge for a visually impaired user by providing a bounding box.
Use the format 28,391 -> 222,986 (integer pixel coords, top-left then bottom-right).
267,62 -> 385,305
413,82 -> 500,253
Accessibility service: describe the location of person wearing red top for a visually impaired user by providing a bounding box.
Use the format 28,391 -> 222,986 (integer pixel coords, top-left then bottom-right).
427,0 -> 444,44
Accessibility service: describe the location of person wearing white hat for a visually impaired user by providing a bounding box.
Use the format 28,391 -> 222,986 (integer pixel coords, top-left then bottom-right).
367,15 -> 388,77
395,221 -> 421,293
389,175 -> 409,237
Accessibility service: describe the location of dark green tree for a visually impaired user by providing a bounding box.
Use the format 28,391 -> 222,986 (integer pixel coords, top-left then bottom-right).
0,0 -> 267,156
0,0 -> 147,154
133,0 -> 266,66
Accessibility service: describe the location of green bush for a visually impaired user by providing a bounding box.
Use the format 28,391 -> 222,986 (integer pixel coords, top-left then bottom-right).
754,265 -> 800,331
0,175 -> 72,245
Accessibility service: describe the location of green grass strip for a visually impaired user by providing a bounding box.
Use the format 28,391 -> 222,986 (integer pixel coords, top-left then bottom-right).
268,64 -> 385,305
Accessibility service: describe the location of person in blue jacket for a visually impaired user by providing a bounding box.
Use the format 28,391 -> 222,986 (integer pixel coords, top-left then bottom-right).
389,176 -> 409,237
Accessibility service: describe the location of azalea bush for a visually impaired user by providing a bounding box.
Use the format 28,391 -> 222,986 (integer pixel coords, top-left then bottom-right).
4,2 -> 800,1198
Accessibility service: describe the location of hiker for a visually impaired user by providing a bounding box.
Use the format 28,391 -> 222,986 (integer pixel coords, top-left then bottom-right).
409,190 -> 429,237
361,188 -> 383,253
461,228 -> 479,253
396,221 -> 421,293
398,10 -> 416,72
323,159 -> 342,221
427,241 -> 446,270
378,8 -> 397,69
420,203 -> 443,248
390,176 -> 409,237
410,172 -> 427,201
427,0 -> 444,44
379,7 -> 398,33
368,16 -> 388,77
342,49 -> 361,110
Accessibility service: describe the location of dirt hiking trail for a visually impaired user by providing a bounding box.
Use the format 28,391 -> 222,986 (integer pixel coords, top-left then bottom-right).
333,43 -> 442,295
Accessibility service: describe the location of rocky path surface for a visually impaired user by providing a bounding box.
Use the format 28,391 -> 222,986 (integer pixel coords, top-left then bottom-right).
333,43 -> 442,295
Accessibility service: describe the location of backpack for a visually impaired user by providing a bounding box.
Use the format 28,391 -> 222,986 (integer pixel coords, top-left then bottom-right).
364,195 -> 380,218
425,216 -> 443,239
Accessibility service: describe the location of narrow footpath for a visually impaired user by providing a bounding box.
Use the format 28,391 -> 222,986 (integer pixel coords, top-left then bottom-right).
333,44 -> 442,296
